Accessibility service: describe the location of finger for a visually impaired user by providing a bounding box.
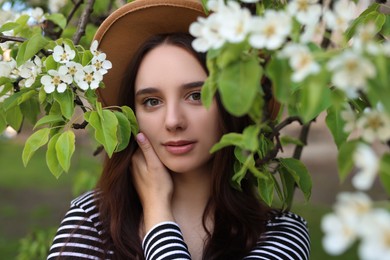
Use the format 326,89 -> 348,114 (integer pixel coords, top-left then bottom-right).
135,132 -> 161,168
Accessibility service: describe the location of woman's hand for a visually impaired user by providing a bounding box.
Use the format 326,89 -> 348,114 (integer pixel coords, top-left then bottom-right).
131,132 -> 174,234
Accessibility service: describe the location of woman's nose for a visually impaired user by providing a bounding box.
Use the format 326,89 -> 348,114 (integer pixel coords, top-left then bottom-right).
165,102 -> 187,132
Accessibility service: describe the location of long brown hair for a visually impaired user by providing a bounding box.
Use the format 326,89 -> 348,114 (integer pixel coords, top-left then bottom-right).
96,33 -> 273,259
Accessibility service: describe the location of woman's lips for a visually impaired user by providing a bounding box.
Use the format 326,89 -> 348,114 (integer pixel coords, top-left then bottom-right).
163,140 -> 196,155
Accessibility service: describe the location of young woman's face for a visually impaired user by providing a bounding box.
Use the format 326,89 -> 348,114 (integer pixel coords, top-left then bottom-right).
134,44 -> 222,174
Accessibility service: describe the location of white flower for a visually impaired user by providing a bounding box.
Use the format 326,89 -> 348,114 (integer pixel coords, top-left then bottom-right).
0,60 -> 14,78
29,7 -> 45,24
2,126 -> 17,138
190,16 -> 225,52
352,22 -> 380,54
322,192 -> 372,255
217,1 -> 252,43
340,105 -> 357,133
48,0 -> 67,13
327,50 -> 376,98
75,65 -> 103,90
53,44 -> 75,64
40,67 -> 72,93
0,10 -> 15,25
299,21 -> 325,44
19,56 -> 42,88
249,10 -> 292,50
334,192 -> 372,223
324,0 -> 357,32
287,0 -> 322,26
322,212 -> 357,255
357,106 -> 390,143
207,0 -> 224,12
91,53 -> 112,75
279,43 -> 320,82
240,0 -> 259,3
64,61 -> 83,79
352,144 -> 379,190
359,209 -> 390,260
90,40 -> 101,57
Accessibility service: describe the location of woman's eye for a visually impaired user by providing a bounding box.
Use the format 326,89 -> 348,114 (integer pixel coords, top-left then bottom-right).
188,92 -> 201,102
143,98 -> 161,107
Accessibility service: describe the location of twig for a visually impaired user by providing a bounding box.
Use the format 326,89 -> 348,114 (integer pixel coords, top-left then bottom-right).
73,120 -> 88,129
73,0 -> 96,45
273,116 -> 303,135
0,35 -> 26,43
292,120 -> 313,160
67,0 -> 84,24
93,145 -> 104,156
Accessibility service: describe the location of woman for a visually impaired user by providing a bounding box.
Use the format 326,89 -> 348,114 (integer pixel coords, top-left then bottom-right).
48,1 -> 310,259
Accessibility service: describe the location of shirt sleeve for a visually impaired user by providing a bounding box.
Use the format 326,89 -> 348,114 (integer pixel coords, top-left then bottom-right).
244,212 -> 311,260
47,192 -> 109,260
142,222 -> 191,260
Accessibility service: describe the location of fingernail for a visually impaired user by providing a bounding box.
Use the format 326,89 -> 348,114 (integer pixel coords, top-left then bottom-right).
136,133 -> 146,143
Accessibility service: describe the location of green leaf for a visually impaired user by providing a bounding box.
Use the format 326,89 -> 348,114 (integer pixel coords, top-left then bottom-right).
44,55 -> 57,71
113,111 -> 131,152
16,33 -> 49,66
46,133 -> 63,178
345,3 -> 379,40
85,110 -> 118,157
6,106 -> 23,131
257,171 -> 274,206
210,133 -> 243,153
338,140 -> 359,182
201,75 -> 218,109
379,153 -> 390,196
121,106 -> 139,136
326,106 -> 349,149
34,115 -> 64,129
266,58 -> 292,104
218,56 -> 261,116
20,98 -> 40,124
82,50 -> 93,66
242,125 -> 260,152
232,154 -> 253,186
45,13 -> 67,29
216,42 -> 248,69
53,89 -> 75,120
22,128 -> 50,167
280,136 -> 304,146
0,22 -> 19,33
279,158 -> 312,202
299,73 -> 332,123
55,130 -> 75,172
279,166 -> 296,209
0,106 -> 6,133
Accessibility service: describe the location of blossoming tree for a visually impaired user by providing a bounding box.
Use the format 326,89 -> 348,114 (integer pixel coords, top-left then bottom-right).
1,0 -> 389,258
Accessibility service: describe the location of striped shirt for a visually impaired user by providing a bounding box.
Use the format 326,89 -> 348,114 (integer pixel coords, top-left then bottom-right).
48,191 -> 310,259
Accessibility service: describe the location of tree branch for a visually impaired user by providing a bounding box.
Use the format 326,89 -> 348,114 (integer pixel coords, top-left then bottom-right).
67,0 -> 84,24
293,120 -> 313,160
273,116 -> 303,135
0,35 -> 26,43
73,0 -> 96,45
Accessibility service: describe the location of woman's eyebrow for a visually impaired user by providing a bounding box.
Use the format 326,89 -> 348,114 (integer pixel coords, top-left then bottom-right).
135,81 -> 205,96
182,81 -> 204,89
135,87 -> 160,97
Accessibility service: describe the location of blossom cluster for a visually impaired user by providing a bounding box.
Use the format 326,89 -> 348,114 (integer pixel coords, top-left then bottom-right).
190,0 -> 358,52
0,41 -> 111,94
322,192 -> 390,259
189,0 -> 388,89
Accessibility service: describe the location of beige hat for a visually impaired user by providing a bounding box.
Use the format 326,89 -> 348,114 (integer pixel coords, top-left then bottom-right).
93,0 -> 206,107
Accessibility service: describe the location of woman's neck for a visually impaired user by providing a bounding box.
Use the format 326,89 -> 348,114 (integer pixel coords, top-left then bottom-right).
170,166 -> 212,221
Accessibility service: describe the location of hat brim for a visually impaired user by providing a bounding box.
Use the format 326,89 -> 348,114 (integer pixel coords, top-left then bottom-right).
93,0 -> 206,107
